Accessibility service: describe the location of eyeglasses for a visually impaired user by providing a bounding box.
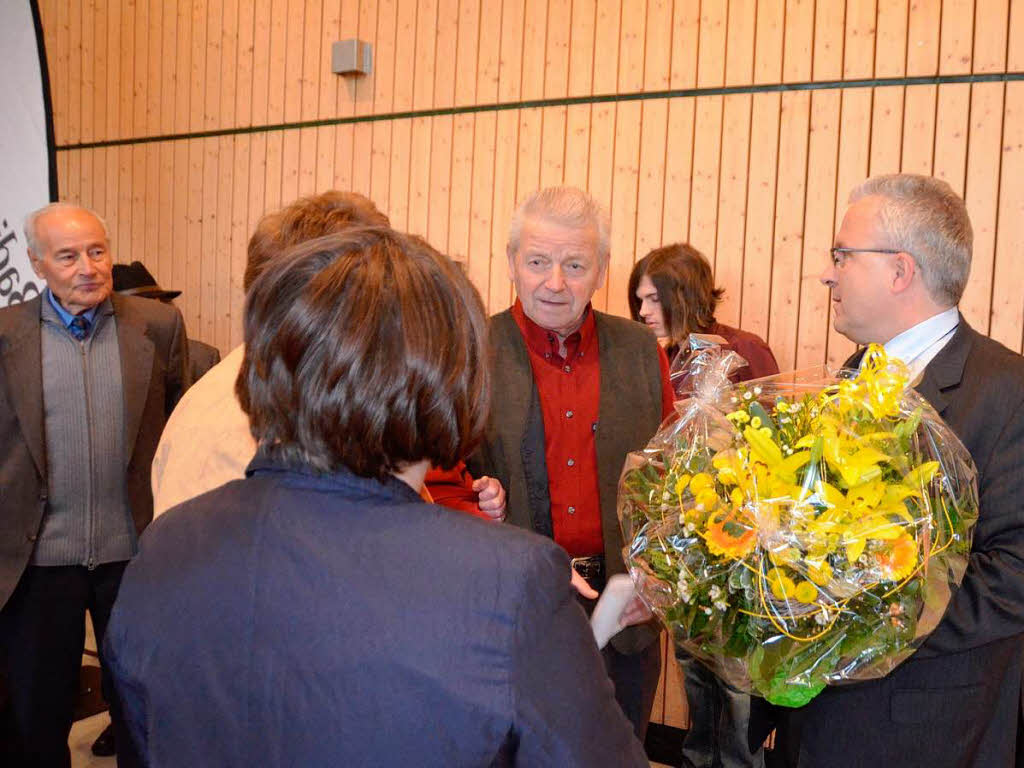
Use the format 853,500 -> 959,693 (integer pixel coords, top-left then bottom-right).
828,247 -> 903,269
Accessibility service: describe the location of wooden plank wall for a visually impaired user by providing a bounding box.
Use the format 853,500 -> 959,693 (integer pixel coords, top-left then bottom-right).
40,0 -> 1024,369
39,0 -> 1024,732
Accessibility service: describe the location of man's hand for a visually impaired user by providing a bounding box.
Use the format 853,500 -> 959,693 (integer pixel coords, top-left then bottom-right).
618,593 -> 654,627
472,476 -> 506,521
570,568 -> 599,599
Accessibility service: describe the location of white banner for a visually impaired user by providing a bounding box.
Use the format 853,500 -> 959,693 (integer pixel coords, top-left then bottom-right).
0,0 -> 55,307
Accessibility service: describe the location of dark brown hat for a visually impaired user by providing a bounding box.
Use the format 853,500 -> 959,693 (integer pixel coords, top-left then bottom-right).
112,261 -> 182,300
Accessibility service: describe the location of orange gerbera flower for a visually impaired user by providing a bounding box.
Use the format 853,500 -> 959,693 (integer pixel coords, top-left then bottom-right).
703,510 -> 757,560
876,535 -> 918,581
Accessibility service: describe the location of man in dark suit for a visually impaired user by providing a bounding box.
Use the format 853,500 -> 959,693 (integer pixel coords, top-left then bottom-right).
771,174 -> 1024,766
467,186 -> 675,740
0,203 -> 187,766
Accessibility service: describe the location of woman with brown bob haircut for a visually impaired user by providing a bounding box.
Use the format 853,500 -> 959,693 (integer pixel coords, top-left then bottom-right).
628,243 -> 779,382
238,226 -> 489,479
104,226 -> 648,767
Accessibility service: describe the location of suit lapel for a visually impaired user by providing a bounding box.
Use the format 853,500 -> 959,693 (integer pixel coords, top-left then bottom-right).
113,294 -> 154,465
914,317 -> 971,417
843,316 -> 971,417
0,298 -> 46,477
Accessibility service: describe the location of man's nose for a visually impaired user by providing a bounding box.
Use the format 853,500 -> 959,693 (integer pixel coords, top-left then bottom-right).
545,265 -> 565,291
819,263 -> 836,288
78,253 -> 97,275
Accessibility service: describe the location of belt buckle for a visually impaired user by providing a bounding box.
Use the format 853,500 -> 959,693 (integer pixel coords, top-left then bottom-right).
570,555 -> 603,580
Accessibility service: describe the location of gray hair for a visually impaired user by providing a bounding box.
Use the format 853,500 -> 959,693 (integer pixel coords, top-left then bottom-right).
849,174 -> 972,306
507,186 -> 611,264
23,202 -> 110,255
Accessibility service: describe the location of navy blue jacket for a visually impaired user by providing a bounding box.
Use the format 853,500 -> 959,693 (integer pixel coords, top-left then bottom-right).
104,456 -> 647,767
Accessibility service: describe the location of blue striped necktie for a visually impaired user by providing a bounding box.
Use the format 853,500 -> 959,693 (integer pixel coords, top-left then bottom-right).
69,315 -> 90,341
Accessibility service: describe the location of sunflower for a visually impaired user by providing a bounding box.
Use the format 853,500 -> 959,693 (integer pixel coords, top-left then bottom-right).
703,509 -> 757,560
876,535 -> 918,581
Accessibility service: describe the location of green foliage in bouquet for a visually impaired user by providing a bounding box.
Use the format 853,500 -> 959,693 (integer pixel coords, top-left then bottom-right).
619,346 -> 978,707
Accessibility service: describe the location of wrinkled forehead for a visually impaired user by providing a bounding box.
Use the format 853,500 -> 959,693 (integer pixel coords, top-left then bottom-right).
517,215 -> 600,258
36,210 -> 110,252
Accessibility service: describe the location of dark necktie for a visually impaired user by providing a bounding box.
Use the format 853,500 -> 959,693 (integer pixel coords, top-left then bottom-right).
69,315 -> 90,341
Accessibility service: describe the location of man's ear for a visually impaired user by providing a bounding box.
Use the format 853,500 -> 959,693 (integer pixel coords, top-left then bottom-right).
506,247 -> 516,282
891,251 -> 916,294
27,250 -> 44,280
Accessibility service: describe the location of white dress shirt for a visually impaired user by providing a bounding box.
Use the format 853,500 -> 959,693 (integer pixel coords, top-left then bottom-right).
880,306 -> 960,382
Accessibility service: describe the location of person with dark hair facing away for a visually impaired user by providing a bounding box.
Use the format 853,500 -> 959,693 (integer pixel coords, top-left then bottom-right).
150,190 -> 504,520
629,243 -> 779,768
103,226 -> 649,767
629,243 -> 779,385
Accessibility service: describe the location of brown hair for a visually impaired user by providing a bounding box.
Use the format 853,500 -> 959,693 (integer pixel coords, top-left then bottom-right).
628,243 -> 724,345
237,227 -> 490,481
244,191 -> 389,291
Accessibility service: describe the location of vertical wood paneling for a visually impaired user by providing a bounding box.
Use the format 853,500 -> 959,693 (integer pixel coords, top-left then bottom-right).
796,1 -> 843,369
991,0 -> 1024,353
660,0 -> 699,247
741,0 -> 785,342
901,0 -> 939,174
562,0 -> 595,190
39,0 -> 1024,373
587,0 -> 621,312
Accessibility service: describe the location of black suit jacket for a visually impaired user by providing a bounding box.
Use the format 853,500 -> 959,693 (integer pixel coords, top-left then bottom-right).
775,318 -> 1024,767
0,293 -> 188,609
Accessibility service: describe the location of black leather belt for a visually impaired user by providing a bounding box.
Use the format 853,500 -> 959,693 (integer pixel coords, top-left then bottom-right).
571,555 -> 606,590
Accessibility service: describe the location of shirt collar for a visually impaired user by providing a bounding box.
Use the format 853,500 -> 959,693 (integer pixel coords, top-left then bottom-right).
510,298 -> 596,362
45,287 -> 102,328
882,306 -> 960,378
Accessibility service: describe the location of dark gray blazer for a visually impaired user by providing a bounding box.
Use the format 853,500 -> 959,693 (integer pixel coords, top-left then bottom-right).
0,293 -> 188,609
776,317 -> 1024,767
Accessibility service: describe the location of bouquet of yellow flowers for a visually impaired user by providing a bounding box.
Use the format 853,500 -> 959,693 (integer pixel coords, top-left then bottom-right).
618,344 -> 978,707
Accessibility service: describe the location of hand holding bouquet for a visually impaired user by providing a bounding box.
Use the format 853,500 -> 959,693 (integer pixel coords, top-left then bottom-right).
618,345 -> 978,707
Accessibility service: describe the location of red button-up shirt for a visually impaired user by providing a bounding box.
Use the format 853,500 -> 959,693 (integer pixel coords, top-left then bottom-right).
512,300 -> 674,557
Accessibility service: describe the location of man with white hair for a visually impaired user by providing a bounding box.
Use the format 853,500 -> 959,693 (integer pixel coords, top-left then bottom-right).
770,174 -> 1024,767
467,186 -> 675,740
0,202 -> 187,765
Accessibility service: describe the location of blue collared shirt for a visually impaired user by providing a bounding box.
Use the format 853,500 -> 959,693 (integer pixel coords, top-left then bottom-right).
46,287 -> 100,333
882,306 -> 960,381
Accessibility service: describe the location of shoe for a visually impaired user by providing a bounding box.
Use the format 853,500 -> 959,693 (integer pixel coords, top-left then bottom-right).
91,722 -> 116,757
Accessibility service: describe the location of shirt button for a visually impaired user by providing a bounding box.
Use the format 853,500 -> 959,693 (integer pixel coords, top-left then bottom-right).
566,410 -> 574,418
544,352 -> 551,359
563,365 -> 571,373
568,506 -> 576,515
567,458 -> 575,467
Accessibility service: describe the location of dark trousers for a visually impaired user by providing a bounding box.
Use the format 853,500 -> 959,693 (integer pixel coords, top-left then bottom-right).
577,574 -> 662,741
602,637 -> 662,741
680,657 -> 765,768
0,563 -> 134,768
